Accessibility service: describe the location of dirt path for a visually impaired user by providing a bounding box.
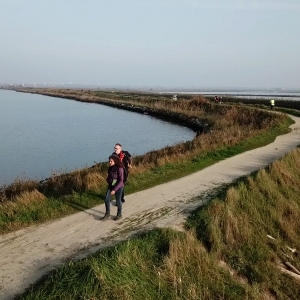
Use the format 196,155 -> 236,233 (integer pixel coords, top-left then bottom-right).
1,115 -> 300,300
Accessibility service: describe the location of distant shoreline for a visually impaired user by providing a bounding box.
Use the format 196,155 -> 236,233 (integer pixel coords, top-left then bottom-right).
158,91 -> 300,101
1,86 -> 300,95
159,91 -> 300,97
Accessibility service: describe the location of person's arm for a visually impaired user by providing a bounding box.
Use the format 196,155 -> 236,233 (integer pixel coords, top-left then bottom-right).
106,168 -> 111,184
125,151 -> 133,168
128,157 -> 132,168
112,167 -> 124,192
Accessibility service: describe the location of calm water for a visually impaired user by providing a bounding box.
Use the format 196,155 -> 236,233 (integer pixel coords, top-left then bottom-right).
0,90 -> 194,185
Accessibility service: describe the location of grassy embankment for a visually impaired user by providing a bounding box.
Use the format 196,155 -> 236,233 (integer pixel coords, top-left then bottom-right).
0,89 -> 293,234
18,147 -> 300,300
213,96 -> 300,118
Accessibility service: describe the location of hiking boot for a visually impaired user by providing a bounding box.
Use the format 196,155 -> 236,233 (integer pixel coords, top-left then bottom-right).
114,214 -> 122,221
121,198 -> 125,203
101,214 -> 110,220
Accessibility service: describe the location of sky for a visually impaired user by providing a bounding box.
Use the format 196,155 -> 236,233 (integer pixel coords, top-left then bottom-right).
1,0 -> 299,89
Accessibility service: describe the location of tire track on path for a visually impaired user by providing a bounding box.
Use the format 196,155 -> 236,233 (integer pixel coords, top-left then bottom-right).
0,115 -> 299,300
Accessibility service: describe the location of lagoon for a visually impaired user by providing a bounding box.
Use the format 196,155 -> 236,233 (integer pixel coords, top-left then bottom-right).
0,90 -> 194,185
161,90 -> 300,101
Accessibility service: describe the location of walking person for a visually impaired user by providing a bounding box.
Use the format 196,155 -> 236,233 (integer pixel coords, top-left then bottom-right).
112,143 -> 132,203
270,99 -> 275,110
101,155 -> 124,221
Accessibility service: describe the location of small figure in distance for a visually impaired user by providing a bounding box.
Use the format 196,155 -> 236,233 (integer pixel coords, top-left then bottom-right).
270,99 -> 275,110
101,155 -> 124,221
112,143 -> 132,203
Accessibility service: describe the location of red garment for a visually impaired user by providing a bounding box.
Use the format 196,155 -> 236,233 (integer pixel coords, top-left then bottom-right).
119,151 -> 125,162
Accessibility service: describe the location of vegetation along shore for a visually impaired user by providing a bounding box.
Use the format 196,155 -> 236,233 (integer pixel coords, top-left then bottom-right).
1,88 -> 300,299
17,148 -> 300,299
0,88 -> 294,233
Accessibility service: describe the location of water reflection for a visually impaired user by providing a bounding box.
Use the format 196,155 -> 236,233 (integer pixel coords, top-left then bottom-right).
0,90 -> 195,185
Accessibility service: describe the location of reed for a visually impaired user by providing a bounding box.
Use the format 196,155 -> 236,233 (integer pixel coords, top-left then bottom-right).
0,89 -> 292,233
17,150 -> 300,299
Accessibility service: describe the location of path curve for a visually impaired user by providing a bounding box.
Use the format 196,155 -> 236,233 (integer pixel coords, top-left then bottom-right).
1,115 -> 300,300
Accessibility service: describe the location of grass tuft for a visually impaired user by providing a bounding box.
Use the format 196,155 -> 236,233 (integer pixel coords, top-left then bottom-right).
0,90 -> 294,234
16,149 -> 300,299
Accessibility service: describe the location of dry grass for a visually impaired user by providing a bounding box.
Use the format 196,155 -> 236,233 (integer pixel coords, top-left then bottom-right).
188,148 -> 300,295
160,230 -> 218,299
40,167 -> 106,195
17,148 -> 300,300
82,172 -> 106,190
0,89 -> 286,206
14,189 -> 46,204
1,189 -> 46,222
0,179 -> 39,203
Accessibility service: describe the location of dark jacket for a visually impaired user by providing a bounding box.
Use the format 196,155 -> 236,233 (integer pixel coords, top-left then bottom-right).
120,150 -> 132,170
112,150 -> 132,170
106,166 -> 124,191
111,150 -> 132,183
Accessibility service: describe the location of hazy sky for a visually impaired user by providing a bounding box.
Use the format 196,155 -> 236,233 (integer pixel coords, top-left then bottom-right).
1,0 -> 299,88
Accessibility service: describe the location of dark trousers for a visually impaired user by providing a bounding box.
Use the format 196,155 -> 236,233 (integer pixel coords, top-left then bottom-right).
104,187 -> 124,215
122,169 -> 129,201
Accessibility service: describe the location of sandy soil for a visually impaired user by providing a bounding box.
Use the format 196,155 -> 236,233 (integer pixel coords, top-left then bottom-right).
1,115 -> 300,300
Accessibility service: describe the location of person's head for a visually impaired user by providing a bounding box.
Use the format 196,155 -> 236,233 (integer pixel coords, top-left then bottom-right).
109,155 -> 123,168
114,143 -> 122,155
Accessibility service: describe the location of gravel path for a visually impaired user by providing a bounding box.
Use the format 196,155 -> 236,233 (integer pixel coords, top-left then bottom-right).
1,115 -> 300,300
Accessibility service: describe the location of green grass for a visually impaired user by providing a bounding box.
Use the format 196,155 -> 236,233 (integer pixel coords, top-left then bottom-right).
18,229 -> 248,300
18,148 -> 300,300
6,90 -> 300,299
0,115 -> 293,234
185,147 -> 300,299
125,115 -> 293,195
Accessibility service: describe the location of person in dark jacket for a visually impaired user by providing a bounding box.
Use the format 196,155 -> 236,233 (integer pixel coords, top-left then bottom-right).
101,155 -> 124,221
112,143 -> 132,203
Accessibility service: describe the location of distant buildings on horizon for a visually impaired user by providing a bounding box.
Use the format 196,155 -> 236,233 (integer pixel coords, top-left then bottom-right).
0,83 -> 299,93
